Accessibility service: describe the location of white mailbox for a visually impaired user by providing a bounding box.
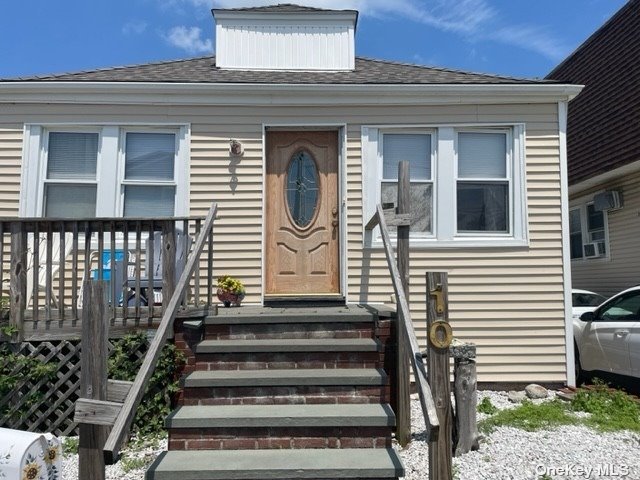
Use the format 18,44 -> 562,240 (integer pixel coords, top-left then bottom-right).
0,428 -> 62,480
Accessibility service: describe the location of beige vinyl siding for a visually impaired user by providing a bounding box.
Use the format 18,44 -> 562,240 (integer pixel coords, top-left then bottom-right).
0,126 -> 23,217
0,102 -> 566,383
571,169 -> 640,297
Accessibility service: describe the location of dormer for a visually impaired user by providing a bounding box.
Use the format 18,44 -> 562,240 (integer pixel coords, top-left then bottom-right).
212,4 -> 358,71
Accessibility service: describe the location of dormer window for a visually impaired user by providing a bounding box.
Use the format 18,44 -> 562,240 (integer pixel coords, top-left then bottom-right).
212,4 -> 358,71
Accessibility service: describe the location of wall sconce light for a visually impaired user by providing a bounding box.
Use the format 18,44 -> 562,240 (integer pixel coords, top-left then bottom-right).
230,139 -> 244,157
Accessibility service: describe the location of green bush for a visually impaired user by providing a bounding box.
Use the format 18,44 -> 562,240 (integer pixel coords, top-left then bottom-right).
0,343 -> 57,420
479,400 -> 578,433
108,332 -> 185,436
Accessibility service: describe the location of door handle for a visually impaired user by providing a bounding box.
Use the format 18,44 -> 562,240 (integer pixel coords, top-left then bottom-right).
614,330 -> 630,338
332,219 -> 339,228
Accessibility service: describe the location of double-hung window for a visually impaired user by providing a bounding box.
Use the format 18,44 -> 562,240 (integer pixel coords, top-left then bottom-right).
569,202 -> 608,260
456,131 -> 510,234
380,132 -> 434,235
43,131 -> 99,218
21,125 -> 188,218
362,124 -> 526,247
122,132 -> 178,217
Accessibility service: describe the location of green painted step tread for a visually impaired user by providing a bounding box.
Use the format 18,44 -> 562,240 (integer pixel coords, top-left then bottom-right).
184,368 -> 387,387
146,448 -> 404,480
195,338 -> 381,353
166,403 -> 396,428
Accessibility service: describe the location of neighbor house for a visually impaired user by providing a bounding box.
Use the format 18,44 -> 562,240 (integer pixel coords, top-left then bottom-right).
547,0 -> 640,298
0,4 -> 582,385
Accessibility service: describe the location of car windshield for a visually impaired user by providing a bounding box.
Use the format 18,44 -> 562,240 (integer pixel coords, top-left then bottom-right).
572,292 -> 607,307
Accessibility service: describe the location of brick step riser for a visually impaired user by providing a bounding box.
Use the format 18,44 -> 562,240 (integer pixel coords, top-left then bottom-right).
179,385 -> 390,406
188,351 -> 384,373
168,427 -> 392,450
203,322 -> 376,341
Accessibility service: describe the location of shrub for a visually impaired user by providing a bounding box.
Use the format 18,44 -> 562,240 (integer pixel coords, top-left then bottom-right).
477,396 -> 498,415
571,380 -> 640,432
108,332 -> 185,436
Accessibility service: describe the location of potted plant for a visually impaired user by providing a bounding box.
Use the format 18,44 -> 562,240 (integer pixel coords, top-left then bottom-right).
216,275 -> 245,307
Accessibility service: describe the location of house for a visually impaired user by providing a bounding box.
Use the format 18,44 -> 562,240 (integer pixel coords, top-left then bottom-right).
0,4 -> 582,386
547,0 -> 640,298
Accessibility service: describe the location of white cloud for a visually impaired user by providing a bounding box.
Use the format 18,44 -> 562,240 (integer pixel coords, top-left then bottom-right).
159,0 -> 566,61
165,26 -> 213,54
122,21 -> 148,35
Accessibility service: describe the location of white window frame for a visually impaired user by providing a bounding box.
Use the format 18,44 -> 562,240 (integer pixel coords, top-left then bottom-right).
37,127 -> 102,218
377,129 -> 436,239
362,123 -> 527,248
20,124 -> 190,218
569,198 -> 610,262
454,128 -> 512,237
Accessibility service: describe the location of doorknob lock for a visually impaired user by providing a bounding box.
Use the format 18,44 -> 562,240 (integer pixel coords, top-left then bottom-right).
332,207 -> 339,217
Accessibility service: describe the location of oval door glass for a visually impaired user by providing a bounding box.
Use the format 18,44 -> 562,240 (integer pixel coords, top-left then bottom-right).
286,151 -> 319,228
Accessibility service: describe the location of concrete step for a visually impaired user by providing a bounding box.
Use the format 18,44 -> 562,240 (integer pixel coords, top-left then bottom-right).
146,448 -> 404,479
184,368 -> 387,388
195,338 -> 381,354
204,305 -> 379,325
166,403 -> 395,429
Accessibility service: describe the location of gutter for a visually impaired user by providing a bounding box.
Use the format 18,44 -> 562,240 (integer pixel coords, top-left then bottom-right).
0,82 -> 584,106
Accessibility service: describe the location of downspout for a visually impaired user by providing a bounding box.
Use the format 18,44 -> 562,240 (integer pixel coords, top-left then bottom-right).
558,101 -> 575,387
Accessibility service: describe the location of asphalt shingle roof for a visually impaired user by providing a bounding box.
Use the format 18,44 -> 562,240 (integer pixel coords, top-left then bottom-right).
2,56 -> 552,85
546,0 -> 640,185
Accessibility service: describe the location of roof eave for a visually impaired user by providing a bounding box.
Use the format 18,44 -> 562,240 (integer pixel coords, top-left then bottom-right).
0,81 -> 584,106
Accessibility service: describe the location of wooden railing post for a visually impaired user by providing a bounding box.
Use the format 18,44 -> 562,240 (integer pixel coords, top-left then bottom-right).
9,223 -> 26,343
451,340 -> 479,456
162,221 -> 176,311
396,160 -> 411,446
426,271 -> 453,480
78,280 -> 109,480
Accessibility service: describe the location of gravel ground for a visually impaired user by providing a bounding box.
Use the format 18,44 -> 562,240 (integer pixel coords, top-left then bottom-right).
396,391 -> 640,480
61,436 -> 167,480
60,390 -> 640,480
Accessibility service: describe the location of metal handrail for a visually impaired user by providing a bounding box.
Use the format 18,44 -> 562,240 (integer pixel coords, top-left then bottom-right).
365,204 -> 440,440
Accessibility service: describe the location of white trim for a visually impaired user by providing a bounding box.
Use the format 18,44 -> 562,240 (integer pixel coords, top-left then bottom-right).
20,123 -> 190,218
0,82 -> 584,106
261,124 -> 348,303
559,101 -> 575,387
568,158 -> 640,196
362,123 -> 528,248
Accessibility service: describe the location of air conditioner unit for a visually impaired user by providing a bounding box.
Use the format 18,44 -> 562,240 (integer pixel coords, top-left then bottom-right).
583,242 -> 606,258
593,190 -> 622,211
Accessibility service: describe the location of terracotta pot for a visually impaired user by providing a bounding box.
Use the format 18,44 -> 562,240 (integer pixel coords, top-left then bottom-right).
217,289 -> 245,307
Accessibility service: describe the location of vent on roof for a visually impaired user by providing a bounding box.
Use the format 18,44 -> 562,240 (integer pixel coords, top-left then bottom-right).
212,5 -> 358,71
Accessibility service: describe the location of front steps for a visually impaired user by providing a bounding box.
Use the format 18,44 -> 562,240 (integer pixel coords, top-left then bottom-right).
146,305 -> 404,480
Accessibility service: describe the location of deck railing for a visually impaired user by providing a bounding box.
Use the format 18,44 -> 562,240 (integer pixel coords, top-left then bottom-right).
0,211 -> 215,341
103,202 -> 218,463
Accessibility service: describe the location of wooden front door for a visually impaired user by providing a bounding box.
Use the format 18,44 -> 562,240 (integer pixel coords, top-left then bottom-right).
265,130 -> 340,297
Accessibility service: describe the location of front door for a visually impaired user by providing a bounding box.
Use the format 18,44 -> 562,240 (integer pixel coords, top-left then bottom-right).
265,130 -> 340,297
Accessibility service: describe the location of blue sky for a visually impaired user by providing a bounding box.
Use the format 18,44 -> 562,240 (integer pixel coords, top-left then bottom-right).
0,0 -> 627,79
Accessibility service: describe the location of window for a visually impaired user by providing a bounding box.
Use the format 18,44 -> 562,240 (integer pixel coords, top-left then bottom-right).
569,201 -> 609,261
122,132 -> 177,217
380,133 -> 433,235
21,125 -> 188,218
587,204 -> 606,254
44,132 -> 99,218
456,132 -> 509,233
599,291 -> 640,321
362,125 -> 526,247
569,208 -> 583,259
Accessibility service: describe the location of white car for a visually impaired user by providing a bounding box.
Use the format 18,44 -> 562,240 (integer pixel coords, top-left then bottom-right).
572,288 -> 607,320
574,286 -> 640,382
